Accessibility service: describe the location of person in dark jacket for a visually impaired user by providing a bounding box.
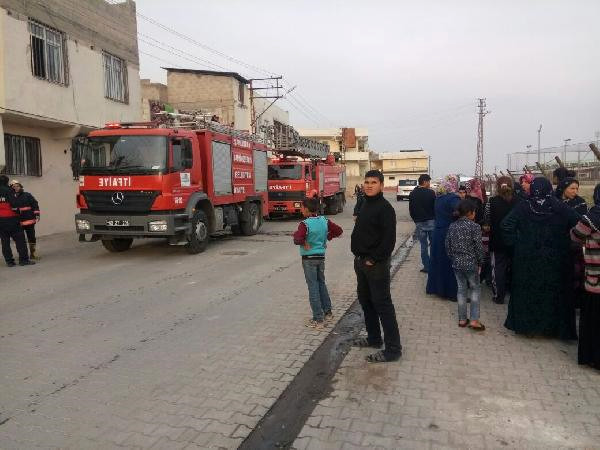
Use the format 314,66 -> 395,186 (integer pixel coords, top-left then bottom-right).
10,180 -> 40,259
351,170 -> 401,363
409,174 -> 435,273
0,175 -> 33,267
484,176 -> 516,304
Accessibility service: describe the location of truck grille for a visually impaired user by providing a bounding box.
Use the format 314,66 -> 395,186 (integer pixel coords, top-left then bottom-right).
268,191 -> 305,201
81,190 -> 159,213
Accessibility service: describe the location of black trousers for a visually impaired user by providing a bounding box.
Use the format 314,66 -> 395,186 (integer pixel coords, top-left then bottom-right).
491,250 -> 511,303
23,224 -> 36,244
354,257 -> 402,356
0,218 -> 29,264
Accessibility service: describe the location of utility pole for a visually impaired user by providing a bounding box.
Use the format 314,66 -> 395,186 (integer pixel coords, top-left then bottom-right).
475,98 -> 489,179
537,124 -> 542,165
563,138 -> 571,164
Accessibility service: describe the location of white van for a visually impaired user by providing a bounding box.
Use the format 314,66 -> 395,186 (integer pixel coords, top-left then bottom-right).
396,179 -> 418,201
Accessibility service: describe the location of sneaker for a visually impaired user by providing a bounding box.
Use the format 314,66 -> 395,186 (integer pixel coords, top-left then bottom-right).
306,319 -> 324,328
19,260 -> 36,266
6,261 -> 16,267
324,311 -> 334,321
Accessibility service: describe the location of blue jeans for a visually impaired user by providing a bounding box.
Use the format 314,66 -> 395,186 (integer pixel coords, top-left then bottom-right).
415,220 -> 434,271
454,269 -> 481,321
302,259 -> 332,321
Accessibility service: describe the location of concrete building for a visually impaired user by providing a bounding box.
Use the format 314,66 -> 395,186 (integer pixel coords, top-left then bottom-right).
141,68 -> 289,142
298,128 -> 373,189
0,0 -> 141,236
372,150 -> 430,187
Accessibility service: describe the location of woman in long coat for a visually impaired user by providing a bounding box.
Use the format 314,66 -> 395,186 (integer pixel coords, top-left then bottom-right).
502,178 -> 578,339
426,175 -> 461,300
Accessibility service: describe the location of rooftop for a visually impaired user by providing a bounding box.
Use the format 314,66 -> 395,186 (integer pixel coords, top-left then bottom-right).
377,150 -> 429,159
162,68 -> 250,84
298,128 -> 369,138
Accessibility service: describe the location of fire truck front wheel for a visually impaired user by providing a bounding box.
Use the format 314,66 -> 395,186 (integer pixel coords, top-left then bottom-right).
101,238 -> 133,253
186,210 -> 209,254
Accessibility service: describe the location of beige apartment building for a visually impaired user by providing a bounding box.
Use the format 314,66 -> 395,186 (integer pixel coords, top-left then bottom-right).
372,150 -> 430,187
141,68 -> 289,141
0,0 -> 142,236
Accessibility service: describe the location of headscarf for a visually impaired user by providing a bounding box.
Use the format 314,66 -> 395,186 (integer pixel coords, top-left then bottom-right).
466,178 -> 484,202
437,174 -> 459,195
496,176 -> 513,201
519,173 -> 535,185
582,184 -> 600,231
527,177 -> 556,216
555,177 -> 578,199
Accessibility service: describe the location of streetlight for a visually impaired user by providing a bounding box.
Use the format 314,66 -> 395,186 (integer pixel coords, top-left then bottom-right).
563,138 -> 571,164
537,124 -> 542,163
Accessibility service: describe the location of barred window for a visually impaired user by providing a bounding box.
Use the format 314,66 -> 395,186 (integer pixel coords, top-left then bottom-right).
2,134 -> 43,177
28,20 -> 68,85
103,52 -> 128,103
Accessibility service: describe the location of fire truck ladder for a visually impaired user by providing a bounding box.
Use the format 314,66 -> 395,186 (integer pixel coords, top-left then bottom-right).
272,120 -> 330,159
153,111 -> 268,145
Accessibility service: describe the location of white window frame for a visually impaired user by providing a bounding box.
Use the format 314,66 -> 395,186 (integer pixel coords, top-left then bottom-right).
28,20 -> 68,85
103,51 -> 128,103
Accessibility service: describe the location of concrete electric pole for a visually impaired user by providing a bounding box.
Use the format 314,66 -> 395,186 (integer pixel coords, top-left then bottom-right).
475,98 -> 489,179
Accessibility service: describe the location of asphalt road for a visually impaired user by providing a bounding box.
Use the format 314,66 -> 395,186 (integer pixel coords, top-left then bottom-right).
0,194 -> 413,448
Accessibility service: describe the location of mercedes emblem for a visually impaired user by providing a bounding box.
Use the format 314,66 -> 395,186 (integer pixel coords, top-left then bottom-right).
111,191 -> 125,205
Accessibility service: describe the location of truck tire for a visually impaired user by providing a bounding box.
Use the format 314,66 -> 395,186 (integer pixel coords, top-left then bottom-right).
186,210 -> 209,254
241,202 -> 260,235
325,197 -> 338,215
337,193 -> 344,213
101,238 -> 133,252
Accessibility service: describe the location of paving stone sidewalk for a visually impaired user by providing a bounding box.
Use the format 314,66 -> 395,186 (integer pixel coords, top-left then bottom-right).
294,245 -> 600,449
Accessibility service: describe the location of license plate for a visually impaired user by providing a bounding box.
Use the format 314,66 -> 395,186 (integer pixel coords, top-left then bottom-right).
273,206 -> 287,211
106,219 -> 130,227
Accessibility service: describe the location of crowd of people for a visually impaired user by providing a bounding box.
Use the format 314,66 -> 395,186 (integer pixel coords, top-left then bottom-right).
410,170 -> 600,370
0,174 -> 40,267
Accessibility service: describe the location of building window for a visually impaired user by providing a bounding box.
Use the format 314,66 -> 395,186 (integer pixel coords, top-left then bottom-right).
103,52 -> 128,103
28,20 -> 68,85
3,134 -> 43,177
389,176 -> 396,180
238,82 -> 245,105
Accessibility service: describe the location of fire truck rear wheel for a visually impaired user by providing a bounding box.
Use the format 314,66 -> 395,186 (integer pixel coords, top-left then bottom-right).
325,197 -> 338,215
101,238 -> 133,253
336,194 -> 344,213
186,210 -> 209,254
241,202 -> 260,236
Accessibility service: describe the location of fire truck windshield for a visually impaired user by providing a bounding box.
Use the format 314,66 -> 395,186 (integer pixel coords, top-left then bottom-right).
79,135 -> 167,174
268,164 -> 302,180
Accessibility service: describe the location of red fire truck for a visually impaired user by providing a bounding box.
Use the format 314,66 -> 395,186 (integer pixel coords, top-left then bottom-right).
74,119 -> 269,254
267,121 -> 346,217
268,155 -> 346,217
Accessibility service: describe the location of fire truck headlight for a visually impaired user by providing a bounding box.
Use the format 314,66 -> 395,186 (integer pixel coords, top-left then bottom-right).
294,202 -> 301,208
76,219 -> 91,231
149,220 -> 168,232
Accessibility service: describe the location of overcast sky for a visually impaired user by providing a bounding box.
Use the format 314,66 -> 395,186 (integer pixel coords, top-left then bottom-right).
136,0 -> 600,177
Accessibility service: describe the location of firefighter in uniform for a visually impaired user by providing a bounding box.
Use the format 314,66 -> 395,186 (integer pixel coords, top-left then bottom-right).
0,175 -> 33,266
10,180 -> 40,259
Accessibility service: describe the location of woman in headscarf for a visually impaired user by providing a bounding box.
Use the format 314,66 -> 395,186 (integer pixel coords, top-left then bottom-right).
571,183 -> 600,369
484,176 -> 518,304
426,175 -> 461,300
465,178 -> 486,224
502,177 -> 579,339
555,177 -> 587,216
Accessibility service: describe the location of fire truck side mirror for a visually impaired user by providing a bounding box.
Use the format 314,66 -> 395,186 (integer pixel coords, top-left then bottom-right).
182,159 -> 193,169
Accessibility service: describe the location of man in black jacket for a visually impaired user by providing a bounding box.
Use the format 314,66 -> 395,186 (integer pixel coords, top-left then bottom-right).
351,170 -> 402,363
408,174 -> 435,273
